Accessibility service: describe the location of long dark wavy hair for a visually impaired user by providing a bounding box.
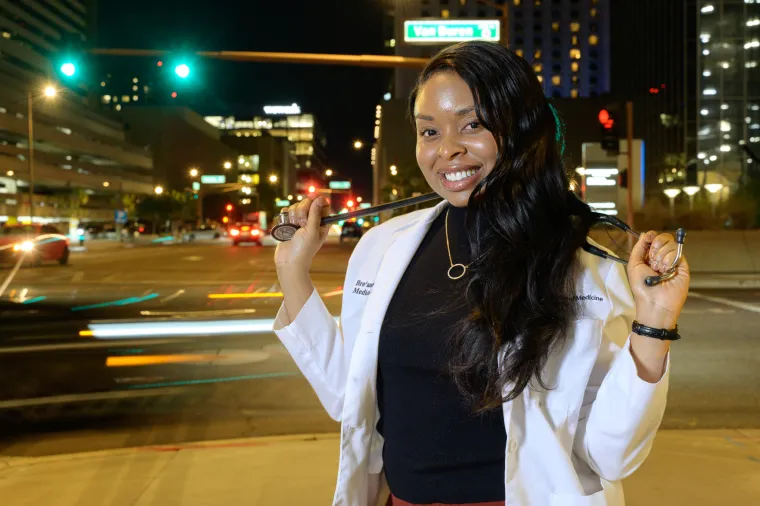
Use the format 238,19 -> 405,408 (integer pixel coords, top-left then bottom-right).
408,41 -> 595,412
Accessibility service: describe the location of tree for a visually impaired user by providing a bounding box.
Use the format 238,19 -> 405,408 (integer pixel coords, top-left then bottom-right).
381,164 -> 431,217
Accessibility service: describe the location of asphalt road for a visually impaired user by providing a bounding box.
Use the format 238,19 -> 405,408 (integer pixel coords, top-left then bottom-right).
1,240 -> 759,458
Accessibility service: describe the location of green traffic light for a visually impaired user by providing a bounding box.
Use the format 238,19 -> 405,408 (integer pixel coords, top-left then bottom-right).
175,63 -> 190,79
60,62 -> 76,77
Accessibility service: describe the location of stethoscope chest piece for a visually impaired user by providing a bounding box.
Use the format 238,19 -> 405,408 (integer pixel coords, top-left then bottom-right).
271,212 -> 300,242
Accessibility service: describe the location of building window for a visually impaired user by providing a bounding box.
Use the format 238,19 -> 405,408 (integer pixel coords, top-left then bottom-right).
534,49 -> 542,59
552,63 -> 561,72
552,90 -> 562,98
570,48 -> 582,59
552,49 -> 561,58
535,0 -> 541,6
590,62 -> 599,71
534,63 -> 543,72
571,62 -> 579,72
553,36 -> 561,45
572,35 -> 579,45
552,22 -> 560,32
514,0 -> 521,5
572,76 -> 579,83
571,10 -> 579,18
590,76 -> 598,84
570,22 -> 580,32
122,95 -> 131,102
422,9 -> 430,16
516,24 -> 524,32
552,75 -> 561,85
537,75 -> 544,83
552,10 -> 561,19
478,9 -> 487,17
589,34 -> 599,45
590,49 -> 599,58
442,9 -> 450,18
534,37 -> 542,45
515,10 -> 523,18
590,23 -> 598,33
590,7 -> 598,18
571,89 -> 579,98
516,48 -> 524,57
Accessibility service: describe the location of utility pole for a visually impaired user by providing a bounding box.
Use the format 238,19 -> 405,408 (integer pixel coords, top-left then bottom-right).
27,91 -> 34,224
476,0 -> 509,46
626,101 -> 634,250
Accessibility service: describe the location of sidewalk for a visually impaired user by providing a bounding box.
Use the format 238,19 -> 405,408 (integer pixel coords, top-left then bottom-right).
0,430 -> 757,505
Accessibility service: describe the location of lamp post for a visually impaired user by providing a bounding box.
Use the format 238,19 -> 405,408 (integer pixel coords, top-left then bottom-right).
704,183 -> 724,216
26,84 -> 58,223
663,188 -> 681,217
682,186 -> 700,211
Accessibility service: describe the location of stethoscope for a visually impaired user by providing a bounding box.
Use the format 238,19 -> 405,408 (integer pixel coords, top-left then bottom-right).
271,192 -> 686,287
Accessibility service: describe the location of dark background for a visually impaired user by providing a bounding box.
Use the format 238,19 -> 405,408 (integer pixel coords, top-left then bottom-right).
94,0 -> 394,198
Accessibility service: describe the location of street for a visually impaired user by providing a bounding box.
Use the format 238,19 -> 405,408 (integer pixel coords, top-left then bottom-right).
1,240 -> 759,459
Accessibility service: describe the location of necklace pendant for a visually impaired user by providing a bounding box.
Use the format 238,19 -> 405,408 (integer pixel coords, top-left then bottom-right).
447,263 -> 468,280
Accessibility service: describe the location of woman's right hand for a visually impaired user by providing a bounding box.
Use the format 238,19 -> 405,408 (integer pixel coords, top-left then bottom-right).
274,196 -> 330,269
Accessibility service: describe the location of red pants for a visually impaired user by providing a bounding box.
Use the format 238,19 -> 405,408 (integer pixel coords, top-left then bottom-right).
386,494 -> 503,506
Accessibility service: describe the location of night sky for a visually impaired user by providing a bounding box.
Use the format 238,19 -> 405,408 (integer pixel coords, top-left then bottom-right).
95,0 -> 393,198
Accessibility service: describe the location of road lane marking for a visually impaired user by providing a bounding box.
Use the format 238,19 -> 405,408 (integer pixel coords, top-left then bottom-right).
160,289 -> 185,303
688,291 -> 760,313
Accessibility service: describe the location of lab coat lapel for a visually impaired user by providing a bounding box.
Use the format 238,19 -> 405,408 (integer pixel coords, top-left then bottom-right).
341,202 -> 446,428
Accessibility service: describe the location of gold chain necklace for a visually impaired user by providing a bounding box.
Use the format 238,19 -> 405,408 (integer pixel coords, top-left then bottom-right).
445,209 -> 471,280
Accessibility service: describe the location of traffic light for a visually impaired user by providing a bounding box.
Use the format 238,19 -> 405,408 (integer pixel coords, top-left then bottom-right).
308,185 -> 316,194
226,204 -> 233,212
346,200 -> 355,208
60,61 -> 76,77
222,216 -> 229,224
175,63 -> 190,79
598,108 -> 620,154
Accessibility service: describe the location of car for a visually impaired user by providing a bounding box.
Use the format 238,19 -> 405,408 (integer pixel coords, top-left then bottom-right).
229,223 -> 263,246
340,222 -> 363,244
0,224 -> 70,266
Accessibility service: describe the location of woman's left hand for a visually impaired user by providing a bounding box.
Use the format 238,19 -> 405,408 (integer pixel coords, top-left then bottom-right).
627,231 -> 691,329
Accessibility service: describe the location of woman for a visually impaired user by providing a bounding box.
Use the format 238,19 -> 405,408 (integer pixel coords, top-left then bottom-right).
273,41 -> 689,506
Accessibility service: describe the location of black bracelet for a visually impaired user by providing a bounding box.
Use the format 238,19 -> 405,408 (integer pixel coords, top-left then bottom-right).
632,321 -> 681,341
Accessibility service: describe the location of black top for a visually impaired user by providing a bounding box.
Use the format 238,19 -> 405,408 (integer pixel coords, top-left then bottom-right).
376,205 -> 507,504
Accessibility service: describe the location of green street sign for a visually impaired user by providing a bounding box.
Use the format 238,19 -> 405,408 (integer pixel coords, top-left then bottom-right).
359,203 -> 372,209
275,199 -> 290,207
192,182 -> 201,191
404,20 -> 500,44
329,181 -> 351,190
201,175 -> 225,184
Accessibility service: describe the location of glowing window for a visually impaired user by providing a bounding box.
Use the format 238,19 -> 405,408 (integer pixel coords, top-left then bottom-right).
589,34 -> 599,45
571,89 -> 579,98
570,22 -> 580,32
552,75 -> 561,85
571,62 -> 579,72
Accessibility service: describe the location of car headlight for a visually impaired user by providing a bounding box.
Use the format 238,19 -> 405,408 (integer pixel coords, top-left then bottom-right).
13,241 -> 34,252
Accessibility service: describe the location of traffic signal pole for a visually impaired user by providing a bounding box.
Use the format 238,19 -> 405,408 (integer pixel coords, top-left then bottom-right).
88,48 -> 429,69
626,101 -> 634,250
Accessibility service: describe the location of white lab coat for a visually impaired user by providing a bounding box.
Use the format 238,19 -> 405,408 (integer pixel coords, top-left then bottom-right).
274,201 -> 669,506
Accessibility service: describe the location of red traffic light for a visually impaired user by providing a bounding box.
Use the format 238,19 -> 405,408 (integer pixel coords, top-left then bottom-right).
157,60 -> 163,67
222,216 -> 229,224
225,204 -> 233,212
347,200 -> 355,208
598,109 -> 614,129
308,185 -> 316,194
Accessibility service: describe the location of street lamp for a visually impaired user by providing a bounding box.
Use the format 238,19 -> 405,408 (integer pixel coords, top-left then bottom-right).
704,183 -> 724,215
287,194 -> 293,200
154,185 -> 164,195
26,83 -> 58,223
682,186 -> 700,211
357,197 -> 363,203
223,161 -> 232,170
325,169 -> 333,177
308,185 -> 316,194
663,188 -> 681,217
269,174 -> 278,183
353,140 -> 364,150
189,168 -> 199,178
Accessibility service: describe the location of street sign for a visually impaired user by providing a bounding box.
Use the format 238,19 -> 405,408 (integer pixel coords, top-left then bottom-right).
201,175 -> 226,184
329,181 -> 351,190
275,199 -> 290,207
404,20 -> 500,44
192,182 -> 201,191
114,210 -> 128,224
359,203 -> 372,209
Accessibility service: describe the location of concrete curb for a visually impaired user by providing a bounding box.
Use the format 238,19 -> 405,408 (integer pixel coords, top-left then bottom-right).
0,432 -> 340,469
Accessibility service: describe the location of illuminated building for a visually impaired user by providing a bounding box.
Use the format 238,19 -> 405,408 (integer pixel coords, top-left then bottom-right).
696,0 -> 760,189
389,0 -> 611,98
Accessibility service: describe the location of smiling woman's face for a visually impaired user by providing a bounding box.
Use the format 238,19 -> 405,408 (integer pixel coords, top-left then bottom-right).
414,71 -> 499,207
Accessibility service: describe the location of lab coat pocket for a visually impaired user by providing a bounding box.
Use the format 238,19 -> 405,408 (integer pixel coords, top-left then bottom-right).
549,489 -> 608,506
